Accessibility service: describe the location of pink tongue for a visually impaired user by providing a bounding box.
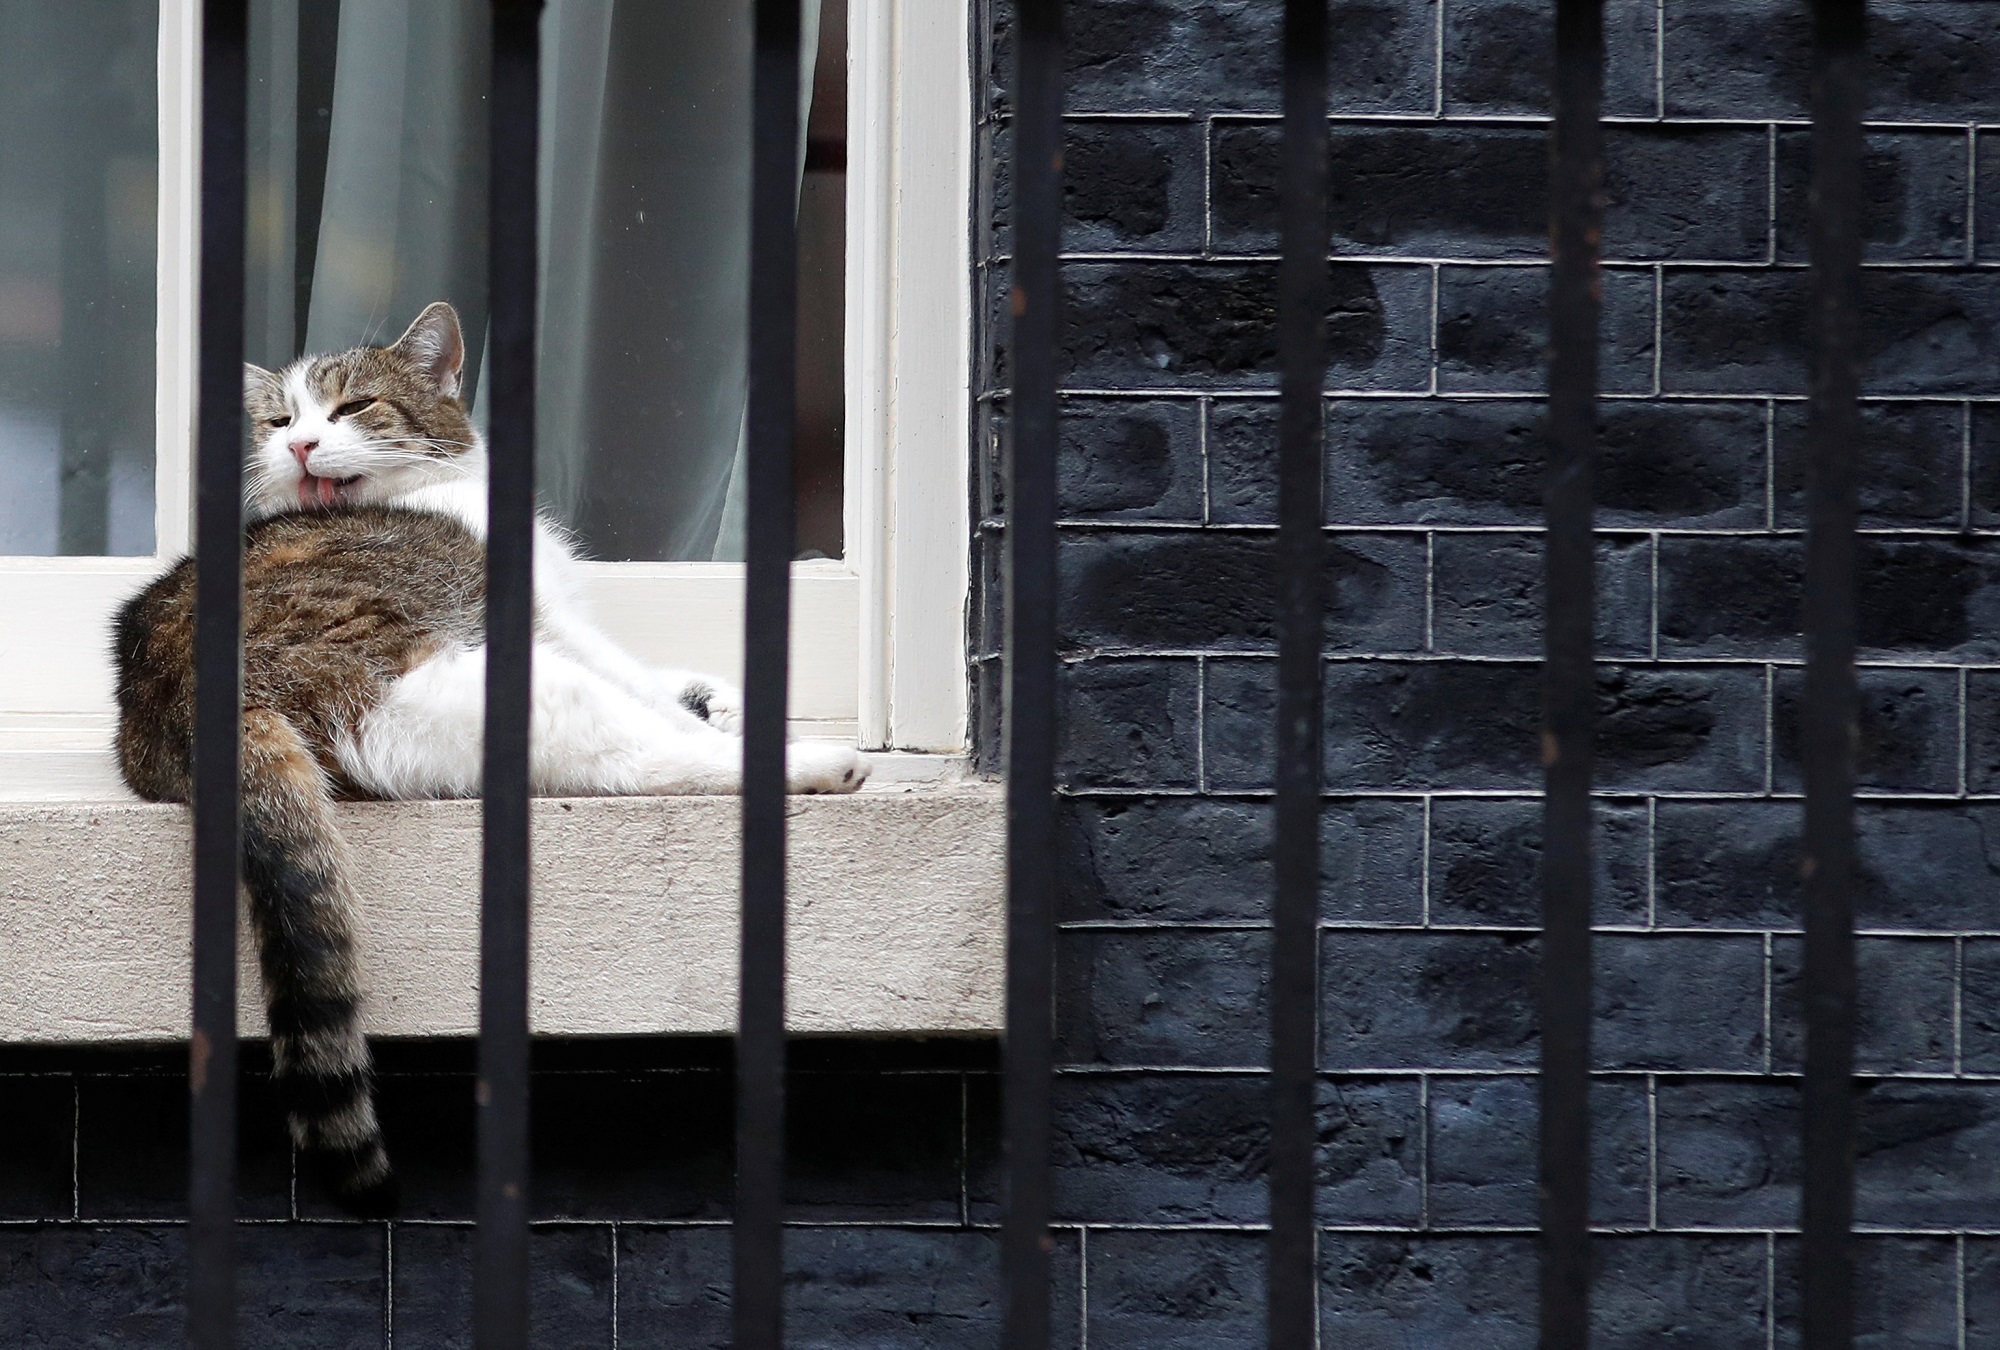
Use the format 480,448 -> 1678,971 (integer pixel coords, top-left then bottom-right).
297,474 -> 343,509
316,475 -> 340,507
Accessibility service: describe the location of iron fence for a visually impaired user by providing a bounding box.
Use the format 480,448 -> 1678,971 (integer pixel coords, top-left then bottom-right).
179,0 -> 1870,1345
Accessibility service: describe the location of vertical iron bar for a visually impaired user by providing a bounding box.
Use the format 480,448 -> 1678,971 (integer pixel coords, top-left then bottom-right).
1270,0 -> 1328,1345
1003,1 -> 1061,1349
189,3 -> 249,1348
1800,3 -> 1865,1347
736,2 -> 802,1346
1541,1 -> 1604,1346
476,3 -> 539,1348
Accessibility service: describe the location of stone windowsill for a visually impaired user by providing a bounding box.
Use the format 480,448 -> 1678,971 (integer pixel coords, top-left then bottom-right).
0,750 -> 1003,1043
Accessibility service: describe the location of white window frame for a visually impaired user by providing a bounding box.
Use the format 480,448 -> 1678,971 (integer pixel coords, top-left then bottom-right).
0,0 -> 969,771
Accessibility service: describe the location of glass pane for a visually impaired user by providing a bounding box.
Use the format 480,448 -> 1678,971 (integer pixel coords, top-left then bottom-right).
248,0 -> 843,563
0,0 -> 158,556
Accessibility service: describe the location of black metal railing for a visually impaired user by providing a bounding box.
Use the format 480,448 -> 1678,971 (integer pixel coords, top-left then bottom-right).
181,0 -> 1869,1345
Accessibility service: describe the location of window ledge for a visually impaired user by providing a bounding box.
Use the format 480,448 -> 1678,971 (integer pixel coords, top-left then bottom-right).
0,762 -> 1002,1043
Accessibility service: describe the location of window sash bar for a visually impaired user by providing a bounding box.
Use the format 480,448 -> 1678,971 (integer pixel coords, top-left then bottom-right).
1270,0 -> 1328,1344
736,2 -> 804,1346
1540,1 -> 1604,1345
475,3 -> 539,1347
188,2 -> 249,1346
1800,2 -> 1866,1345
1002,1 -> 1062,1348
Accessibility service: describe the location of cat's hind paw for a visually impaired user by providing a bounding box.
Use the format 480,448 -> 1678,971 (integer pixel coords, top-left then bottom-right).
678,678 -> 744,735
785,741 -> 870,794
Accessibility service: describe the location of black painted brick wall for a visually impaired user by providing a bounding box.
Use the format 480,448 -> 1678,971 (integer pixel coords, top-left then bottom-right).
973,0 -> 2000,1343
0,1040 -> 1038,1348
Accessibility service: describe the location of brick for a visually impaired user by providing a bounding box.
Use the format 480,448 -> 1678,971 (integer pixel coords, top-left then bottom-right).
1660,0 -> 1813,119
1318,661 -> 1545,791
1969,405 -> 2000,528
0,1227 -> 186,1348
1774,400 -> 1964,530
1057,929 -> 1271,1067
1057,529 -> 1426,653
1322,931 -> 1539,1069
236,1225 -> 387,1348
1205,399 -> 1283,524
1966,941 -> 2000,1073
1604,127 -> 1772,262
1041,1073 -> 1270,1223
1661,536 -> 2000,660
1442,0 -> 1658,118
1430,532 -> 1653,659
1595,1237 -> 1770,1349
1774,1237 -> 1962,1349
1596,935 -> 1766,1071
999,0 -> 1438,116
1329,661 -> 1767,793
617,1226 -> 1064,1350
1654,801 -> 1797,929
389,1225 -> 612,1350
526,1071 -> 732,1222
1659,801 -> 2000,932
1865,2 -> 2000,121
1774,666 -> 1960,794
1325,797 -> 1430,924
1062,261 -> 1432,391
1660,270 -> 1810,394
1057,397 -> 1204,521
1313,1077 -> 1425,1225
1437,265 -> 1655,394
1667,269 -> 2000,397
1657,537 -> 1803,660
1853,1082 -> 2000,1228
1214,124 -> 1547,259
1319,1236 -> 1537,1348
1773,937 -> 1955,1075
991,121 -> 1208,257
0,1076 -> 71,1219
0,1225 -> 384,1349
1655,1078 -> 1800,1228
1776,129 -> 1971,263
1427,797 -> 1649,928
1982,132 -> 2000,261
1204,123 -> 1758,267
1426,1076 -> 1649,1226
1058,795 -> 1431,926
76,1071 -> 292,1220
1316,398 -> 1765,529
1058,657 -> 1200,789
1970,1238 -> 2000,1348
786,1072 -> 964,1221
1088,1229 -> 1265,1350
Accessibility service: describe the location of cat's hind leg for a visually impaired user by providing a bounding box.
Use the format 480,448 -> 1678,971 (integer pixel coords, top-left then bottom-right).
340,643 -> 864,796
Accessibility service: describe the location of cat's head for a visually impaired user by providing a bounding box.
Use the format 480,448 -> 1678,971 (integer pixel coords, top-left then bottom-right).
243,301 -> 484,519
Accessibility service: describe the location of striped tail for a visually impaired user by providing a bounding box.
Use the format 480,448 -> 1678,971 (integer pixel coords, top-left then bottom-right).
239,708 -> 398,1217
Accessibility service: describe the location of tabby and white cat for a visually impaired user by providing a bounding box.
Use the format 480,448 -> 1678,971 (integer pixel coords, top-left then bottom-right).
114,302 -> 866,1214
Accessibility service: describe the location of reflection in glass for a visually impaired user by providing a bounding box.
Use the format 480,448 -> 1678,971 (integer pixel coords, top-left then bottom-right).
248,0 -> 841,562
0,0 -> 158,557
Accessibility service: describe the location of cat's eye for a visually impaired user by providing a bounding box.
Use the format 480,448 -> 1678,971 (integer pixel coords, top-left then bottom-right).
268,415 -> 291,428
330,398 -> 376,420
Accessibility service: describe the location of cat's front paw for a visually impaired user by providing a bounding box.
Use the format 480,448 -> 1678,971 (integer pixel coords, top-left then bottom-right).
678,678 -> 744,734
785,742 -> 870,794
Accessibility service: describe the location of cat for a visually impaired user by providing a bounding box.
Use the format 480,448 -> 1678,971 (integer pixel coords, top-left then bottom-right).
113,301 -> 866,1215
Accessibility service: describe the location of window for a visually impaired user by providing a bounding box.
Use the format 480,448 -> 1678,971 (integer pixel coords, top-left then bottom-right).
0,0 -> 970,792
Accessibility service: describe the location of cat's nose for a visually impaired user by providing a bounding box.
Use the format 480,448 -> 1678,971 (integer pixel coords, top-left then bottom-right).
289,439 -> 319,468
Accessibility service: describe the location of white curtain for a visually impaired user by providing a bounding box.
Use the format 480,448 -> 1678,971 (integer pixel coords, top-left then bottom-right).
248,0 -> 821,562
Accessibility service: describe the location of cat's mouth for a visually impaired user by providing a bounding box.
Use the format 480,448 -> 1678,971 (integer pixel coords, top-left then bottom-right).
297,473 -> 362,510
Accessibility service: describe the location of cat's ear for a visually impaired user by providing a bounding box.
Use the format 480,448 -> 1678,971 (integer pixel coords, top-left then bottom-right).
243,362 -> 279,405
388,301 -> 465,399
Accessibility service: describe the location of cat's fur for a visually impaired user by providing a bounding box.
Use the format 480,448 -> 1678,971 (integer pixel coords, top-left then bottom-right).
113,302 -> 865,1215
